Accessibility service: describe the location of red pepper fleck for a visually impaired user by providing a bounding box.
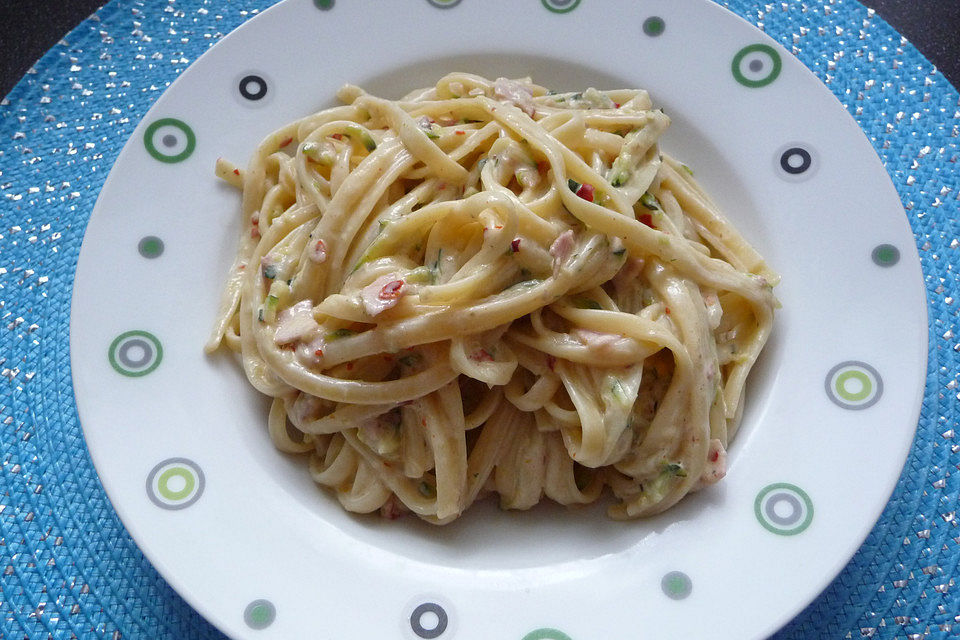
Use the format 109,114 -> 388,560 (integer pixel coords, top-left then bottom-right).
546,355 -> 557,371
332,133 -> 343,140
614,102 -> 620,108
470,349 -> 494,362
511,238 -> 521,253
238,264 -> 246,270
455,130 -> 465,135
494,225 -> 503,230
250,228 -> 260,238
233,168 -> 240,176
639,213 -> 654,228
279,136 -> 293,148
709,450 -> 719,463
251,217 -> 259,226
665,307 -> 671,315
576,183 -> 595,202
314,348 -> 324,358
379,279 -> 405,300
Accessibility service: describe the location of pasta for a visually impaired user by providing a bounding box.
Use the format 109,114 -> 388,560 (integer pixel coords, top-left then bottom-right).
206,73 -> 778,524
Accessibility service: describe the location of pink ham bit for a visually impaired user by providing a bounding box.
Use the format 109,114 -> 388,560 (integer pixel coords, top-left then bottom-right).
573,328 -> 634,355
380,495 -> 405,520
274,300 -> 318,345
549,230 -> 575,271
291,392 -> 323,424
615,257 -> 645,284
360,275 -> 407,317
295,335 -> 326,366
308,238 -> 327,264
493,78 -> 536,117
701,439 -> 727,485
468,348 -> 494,362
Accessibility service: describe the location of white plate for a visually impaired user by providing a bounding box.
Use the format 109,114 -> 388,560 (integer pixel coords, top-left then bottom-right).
70,1 -> 927,638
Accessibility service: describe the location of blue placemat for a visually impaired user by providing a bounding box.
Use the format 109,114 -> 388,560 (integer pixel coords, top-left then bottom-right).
1,1 -> 957,638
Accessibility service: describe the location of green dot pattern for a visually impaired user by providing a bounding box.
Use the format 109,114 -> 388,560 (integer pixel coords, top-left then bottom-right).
661,571 -> 692,600
643,16 -> 665,36
731,44 -> 783,88
825,361 -> 883,409
835,370 -> 872,402
143,118 -> 196,163
244,599 -> 276,630
541,0 -> 581,14
872,243 -> 900,266
145,458 -> 205,510
108,330 -> 163,377
138,236 -> 164,258
754,483 -> 814,536
157,467 -> 196,501
313,0 -> 334,9
523,630 -> 574,640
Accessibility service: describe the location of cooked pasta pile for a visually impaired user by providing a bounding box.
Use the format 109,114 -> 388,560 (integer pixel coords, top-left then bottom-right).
206,73 -> 778,524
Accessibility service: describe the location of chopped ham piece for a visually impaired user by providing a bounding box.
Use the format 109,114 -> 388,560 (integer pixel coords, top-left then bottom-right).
380,495 -> 405,520
360,275 -> 407,317
493,77 -> 536,117
274,300 -> 318,345
295,335 -> 326,366
614,257 -> 645,287
573,328 -> 634,355
550,230 -> 575,260
701,439 -> 727,485
291,392 -> 323,424
549,230 -> 575,271
308,238 -> 327,264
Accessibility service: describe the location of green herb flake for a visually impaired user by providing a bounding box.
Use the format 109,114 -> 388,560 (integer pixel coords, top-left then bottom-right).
345,124 -> 377,151
610,170 -> 629,188
573,298 -> 602,310
326,328 -> 357,340
567,178 -> 582,193
610,378 -> 629,405
661,462 -> 687,478
405,266 -> 434,284
398,354 -> 420,367
640,192 -> 661,210
510,279 -> 542,290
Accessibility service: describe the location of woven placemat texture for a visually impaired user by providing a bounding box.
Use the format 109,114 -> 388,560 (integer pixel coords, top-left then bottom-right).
1,1 -> 957,638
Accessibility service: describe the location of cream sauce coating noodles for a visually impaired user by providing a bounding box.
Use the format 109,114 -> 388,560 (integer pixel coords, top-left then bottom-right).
206,73 -> 778,524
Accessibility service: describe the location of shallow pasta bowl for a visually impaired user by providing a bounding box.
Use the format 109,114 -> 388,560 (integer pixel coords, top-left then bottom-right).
70,1 -> 926,638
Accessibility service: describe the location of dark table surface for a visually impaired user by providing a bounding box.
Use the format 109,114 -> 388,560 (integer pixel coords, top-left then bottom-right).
1,0 -> 958,99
